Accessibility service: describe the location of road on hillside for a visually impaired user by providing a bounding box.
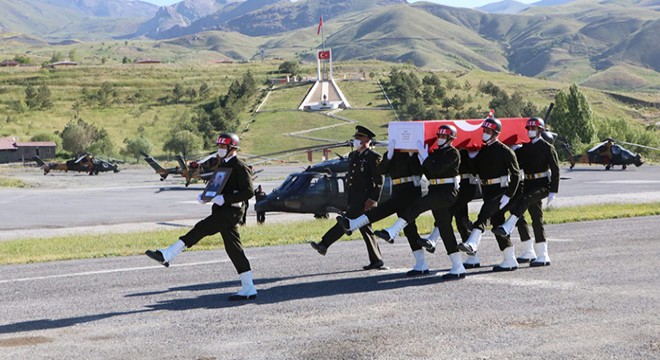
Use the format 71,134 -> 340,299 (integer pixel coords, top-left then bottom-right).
0,216 -> 659,359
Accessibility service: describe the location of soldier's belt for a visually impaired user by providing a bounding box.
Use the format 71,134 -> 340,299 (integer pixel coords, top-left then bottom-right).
461,173 -> 479,185
524,171 -> 550,180
391,176 -> 420,185
429,176 -> 459,185
480,175 -> 510,187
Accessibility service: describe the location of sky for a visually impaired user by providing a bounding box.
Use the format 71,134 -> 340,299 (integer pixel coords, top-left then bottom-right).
140,1 -> 538,9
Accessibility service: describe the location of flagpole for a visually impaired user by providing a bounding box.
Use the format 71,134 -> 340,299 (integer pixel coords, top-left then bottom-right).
321,14 -> 325,51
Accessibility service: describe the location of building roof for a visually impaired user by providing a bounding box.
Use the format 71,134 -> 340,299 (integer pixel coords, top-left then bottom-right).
0,137 -> 55,150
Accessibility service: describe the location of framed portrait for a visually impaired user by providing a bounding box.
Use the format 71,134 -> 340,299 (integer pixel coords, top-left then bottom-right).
200,168 -> 232,202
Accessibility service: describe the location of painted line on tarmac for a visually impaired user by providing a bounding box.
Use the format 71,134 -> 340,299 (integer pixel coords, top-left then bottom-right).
0,259 -> 229,284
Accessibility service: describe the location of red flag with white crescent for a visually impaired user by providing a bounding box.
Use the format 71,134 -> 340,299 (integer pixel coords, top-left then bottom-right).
318,50 -> 330,60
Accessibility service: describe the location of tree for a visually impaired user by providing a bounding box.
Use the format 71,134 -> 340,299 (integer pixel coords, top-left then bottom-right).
25,84 -> 39,110
36,85 -> 53,109
199,82 -> 211,99
121,135 -> 153,162
172,83 -> 185,103
60,119 -> 97,154
278,60 -> 300,76
97,82 -> 115,108
68,49 -> 77,62
50,51 -> 64,63
186,87 -> 197,103
162,130 -> 203,159
88,128 -> 114,155
551,83 -> 595,148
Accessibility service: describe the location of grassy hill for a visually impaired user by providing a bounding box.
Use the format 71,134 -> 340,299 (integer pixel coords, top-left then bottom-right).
1,60 -> 657,164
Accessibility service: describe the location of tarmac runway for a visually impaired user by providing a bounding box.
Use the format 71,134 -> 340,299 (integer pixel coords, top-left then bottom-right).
0,216 -> 659,359
1,164 -> 659,241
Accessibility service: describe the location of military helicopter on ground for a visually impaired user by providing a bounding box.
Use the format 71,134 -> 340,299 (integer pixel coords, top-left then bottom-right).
143,141 -> 350,186
142,151 -> 217,186
562,138 -> 647,170
33,154 -> 120,175
254,154 -> 397,219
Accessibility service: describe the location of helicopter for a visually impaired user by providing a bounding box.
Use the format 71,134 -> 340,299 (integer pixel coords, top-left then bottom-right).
562,138 -> 645,170
254,155 -> 397,219
142,151 -> 218,186
143,141 -> 351,186
33,154 -> 119,175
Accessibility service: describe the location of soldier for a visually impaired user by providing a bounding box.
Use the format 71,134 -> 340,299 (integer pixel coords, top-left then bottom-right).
254,185 -> 267,224
145,133 -> 257,301
458,117 -> 522,272
421,148 -> 479,268
336,137 -> 429,275
493,117 -> 559,266
375,125 -> 464,279
310,126 -> 386,270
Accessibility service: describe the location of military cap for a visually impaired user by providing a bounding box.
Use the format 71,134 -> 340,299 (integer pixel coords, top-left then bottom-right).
354,125 -> 376,139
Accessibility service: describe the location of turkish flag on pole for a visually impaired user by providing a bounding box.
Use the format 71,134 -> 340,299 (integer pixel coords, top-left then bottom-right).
318,50 -> 330,60
317,15 -> 323,35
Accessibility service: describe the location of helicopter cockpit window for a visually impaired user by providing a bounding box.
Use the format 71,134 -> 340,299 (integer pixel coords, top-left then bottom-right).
308,176 -> 328,194
277,175 -> 299,191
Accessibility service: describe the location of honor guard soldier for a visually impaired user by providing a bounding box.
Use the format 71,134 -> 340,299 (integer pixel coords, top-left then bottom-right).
458,117 -> 522,272
145,133 -> 258,301
310,126 -> 386,270
336,136 -> 429,275
422,148 -> 478,267
493,117 -> 559,266
375,125 -> 465,279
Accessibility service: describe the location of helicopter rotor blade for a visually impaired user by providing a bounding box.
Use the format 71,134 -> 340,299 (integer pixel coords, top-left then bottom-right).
613,139 -> 660,151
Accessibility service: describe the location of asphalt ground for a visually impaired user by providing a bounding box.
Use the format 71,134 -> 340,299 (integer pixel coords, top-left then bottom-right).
0,216 -> 659,359
0,163 -> 659,240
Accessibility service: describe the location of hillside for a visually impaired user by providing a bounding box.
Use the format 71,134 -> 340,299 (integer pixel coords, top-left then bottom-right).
0,0 -> 658,92
0,61 -> 657,163
0,0 -> 156,40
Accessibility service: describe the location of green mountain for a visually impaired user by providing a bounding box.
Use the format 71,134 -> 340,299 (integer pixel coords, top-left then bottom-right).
0,0 -> 658,92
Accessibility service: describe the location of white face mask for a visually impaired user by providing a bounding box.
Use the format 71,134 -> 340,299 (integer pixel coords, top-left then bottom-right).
217,148 -> 227,158
352,139 -> 363,148
528,130 -> 537,139
437,138 -> 447,147
482,133 -> 492,143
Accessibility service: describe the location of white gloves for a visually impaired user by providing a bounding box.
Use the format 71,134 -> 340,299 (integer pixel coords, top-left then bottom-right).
387,138 -> 395,160
547,192 -> 557,207
197,193 -> 206,204
416,140 -> 429,163
499,195 -> 510,210
211,195 -> 225,206
468,150 -> 479,159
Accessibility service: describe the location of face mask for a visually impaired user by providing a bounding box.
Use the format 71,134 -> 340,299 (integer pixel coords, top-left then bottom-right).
528,130 -> 537,138
482,133 -> 492,143
437,138 -> 447,147
217,148 -> 227,157
352,139 -> 363,148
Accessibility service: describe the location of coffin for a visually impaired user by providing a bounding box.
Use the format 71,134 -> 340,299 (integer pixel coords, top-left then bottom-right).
388,118 -> 530,151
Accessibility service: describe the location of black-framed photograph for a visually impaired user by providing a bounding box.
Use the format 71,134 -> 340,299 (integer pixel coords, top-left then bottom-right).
200,168 -> 232,202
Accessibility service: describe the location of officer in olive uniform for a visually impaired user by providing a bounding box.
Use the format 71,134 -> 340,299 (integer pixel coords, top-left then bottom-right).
310,126 -> 385,270
336,137 -> 428,275
458,117 -> 522,272
493,117 -> 559,266
376,125 -> 465,279
145,133 -> 257,301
